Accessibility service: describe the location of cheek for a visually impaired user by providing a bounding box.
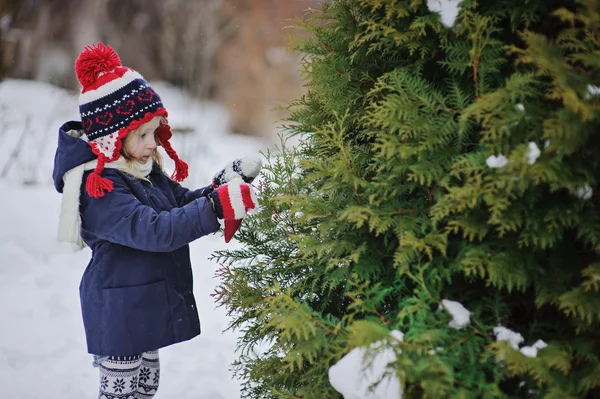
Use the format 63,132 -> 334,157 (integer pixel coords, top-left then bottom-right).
144,134 -> 157,147
124,138 -> 142,155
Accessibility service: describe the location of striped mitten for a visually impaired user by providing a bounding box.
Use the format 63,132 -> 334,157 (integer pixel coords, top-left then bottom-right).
212,156 -> 262,188
209,178 -> 258,242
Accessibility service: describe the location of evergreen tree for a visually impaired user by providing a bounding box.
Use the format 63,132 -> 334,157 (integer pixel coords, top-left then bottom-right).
212,0 -> 600,397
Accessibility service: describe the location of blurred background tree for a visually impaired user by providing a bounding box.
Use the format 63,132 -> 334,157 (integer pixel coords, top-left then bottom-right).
0,0 -> 320,137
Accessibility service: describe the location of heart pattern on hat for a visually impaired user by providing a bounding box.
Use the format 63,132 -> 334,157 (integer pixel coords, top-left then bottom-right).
138,90 -> 154,102
83,118 -> 93,131
116,100 -> 135,115
96,112 -> 113,126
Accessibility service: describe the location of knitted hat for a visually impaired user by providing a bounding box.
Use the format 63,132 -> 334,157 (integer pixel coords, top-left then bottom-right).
75,42 -> 188,198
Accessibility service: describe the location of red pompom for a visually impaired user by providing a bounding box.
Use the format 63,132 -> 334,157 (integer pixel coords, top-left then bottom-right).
75,43 -> 122,89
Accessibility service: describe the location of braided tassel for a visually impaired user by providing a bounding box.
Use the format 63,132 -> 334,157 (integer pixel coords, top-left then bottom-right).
172,158 -> 189,182
162,140 -> 188,182
86,153 -> 114,198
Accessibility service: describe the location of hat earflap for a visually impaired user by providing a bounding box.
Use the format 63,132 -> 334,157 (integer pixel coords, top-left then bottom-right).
156,122 -> 188,182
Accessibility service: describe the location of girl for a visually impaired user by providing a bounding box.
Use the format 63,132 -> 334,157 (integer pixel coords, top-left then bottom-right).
52,43 -> 259,399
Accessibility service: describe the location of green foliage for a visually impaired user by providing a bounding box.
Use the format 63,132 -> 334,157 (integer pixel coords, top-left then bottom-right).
213,0 -> 600,397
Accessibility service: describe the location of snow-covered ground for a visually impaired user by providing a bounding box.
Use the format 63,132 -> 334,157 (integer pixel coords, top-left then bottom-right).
0,79 -> 270,398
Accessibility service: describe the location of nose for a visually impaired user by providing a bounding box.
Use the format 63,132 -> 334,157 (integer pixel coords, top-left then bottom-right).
148,138 -> 157,150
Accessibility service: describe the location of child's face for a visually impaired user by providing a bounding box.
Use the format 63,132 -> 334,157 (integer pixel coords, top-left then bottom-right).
123,117 -> 161,163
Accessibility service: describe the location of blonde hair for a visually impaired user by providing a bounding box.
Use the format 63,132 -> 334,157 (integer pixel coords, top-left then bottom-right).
120,117 -> 165,169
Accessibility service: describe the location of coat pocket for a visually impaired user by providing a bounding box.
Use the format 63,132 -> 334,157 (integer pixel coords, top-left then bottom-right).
101,280 -> 172,355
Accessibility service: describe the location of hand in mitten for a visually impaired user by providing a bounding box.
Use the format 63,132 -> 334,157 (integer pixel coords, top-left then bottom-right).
212,156 -> 262,188
209,178 -> 258,243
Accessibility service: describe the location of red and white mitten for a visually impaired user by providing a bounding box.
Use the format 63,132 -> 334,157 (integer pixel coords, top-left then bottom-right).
209,178 -> 258,242
212,156 -> 262,188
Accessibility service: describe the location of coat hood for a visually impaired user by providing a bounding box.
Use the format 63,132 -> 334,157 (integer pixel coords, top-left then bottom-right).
52,121 -> 97,193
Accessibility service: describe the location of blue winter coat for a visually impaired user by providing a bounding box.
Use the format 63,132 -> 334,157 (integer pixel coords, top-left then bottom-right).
53,121 -> 221,356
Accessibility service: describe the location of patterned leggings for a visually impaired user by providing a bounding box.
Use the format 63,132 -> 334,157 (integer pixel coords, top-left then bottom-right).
98,350 -> 160,399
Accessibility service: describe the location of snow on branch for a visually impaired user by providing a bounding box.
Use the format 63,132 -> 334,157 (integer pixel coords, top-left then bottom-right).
526,142 -> 541,165
329,330 -> 403,399
486,155 -> 508,169
441,299 -> 471,329
576,185 -> 593,200
426,0 -> 465,27
493,326 -> 547,358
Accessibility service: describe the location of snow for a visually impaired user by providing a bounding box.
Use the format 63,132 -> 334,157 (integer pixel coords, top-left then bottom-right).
519,340 -> 548,358
486,142 -> 541,170
389,330 -> 404,342
493,327 -> 547,358
493,326 -> 524,350
0,79 -> 272,398
486,154 -> 508,169
441,299 -> 470,329
428,347 -> 443,355
329,330 -> 403,399
576,184 -> 593,200
587,85 -> 600,97
526,142 -> 541,165
519,346 -> 537,358
426,0 -> 464,27
516,103 -> 525,112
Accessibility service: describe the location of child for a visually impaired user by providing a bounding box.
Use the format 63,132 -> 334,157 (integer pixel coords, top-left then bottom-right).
52,43 -> 261,399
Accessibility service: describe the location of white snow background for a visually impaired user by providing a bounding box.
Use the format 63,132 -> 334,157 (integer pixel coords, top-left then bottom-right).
0,79 -> 270,398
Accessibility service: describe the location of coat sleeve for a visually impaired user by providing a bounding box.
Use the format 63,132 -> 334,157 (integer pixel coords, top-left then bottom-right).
167,177 -> 215,207
81,175 -> 220,252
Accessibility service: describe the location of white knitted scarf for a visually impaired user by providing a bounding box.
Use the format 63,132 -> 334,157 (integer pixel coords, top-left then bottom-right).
57,130 -> 153,249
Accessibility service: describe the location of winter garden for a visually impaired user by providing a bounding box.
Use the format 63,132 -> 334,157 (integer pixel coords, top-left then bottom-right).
2,0 -> 600,398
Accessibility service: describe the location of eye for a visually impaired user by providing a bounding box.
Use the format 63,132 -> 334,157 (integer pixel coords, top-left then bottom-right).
140,133 -> 147,139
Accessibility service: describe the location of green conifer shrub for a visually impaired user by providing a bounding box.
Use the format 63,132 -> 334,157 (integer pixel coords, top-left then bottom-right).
212,1 -> 600,397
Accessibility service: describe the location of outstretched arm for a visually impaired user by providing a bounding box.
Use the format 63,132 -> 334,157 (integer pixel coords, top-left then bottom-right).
81,176 -> 220,252
168,178 -> 214,207
167,155 -> 262,207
